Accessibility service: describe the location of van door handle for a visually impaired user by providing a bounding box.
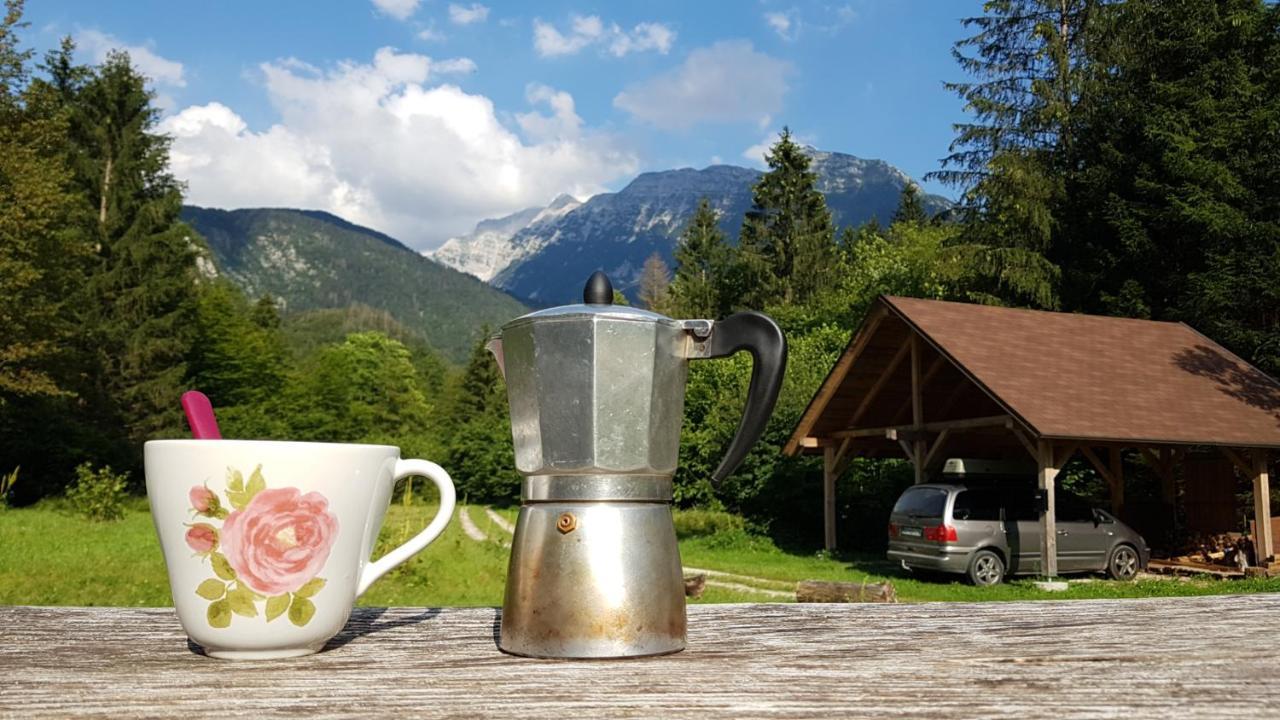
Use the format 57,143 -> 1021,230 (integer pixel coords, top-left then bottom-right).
1056,530 -> 1069,536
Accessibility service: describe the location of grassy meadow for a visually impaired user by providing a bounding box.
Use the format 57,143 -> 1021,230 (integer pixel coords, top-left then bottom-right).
3,501 -> 1280,607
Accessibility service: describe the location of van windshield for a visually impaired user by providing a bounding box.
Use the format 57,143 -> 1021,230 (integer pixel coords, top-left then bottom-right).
892,487 -> 948,518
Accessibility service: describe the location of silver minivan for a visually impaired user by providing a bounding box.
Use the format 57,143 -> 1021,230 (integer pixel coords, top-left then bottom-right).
886,482 -> 1150,585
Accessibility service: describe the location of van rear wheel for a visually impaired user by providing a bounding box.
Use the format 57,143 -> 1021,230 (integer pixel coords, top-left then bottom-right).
968,549 -> 1005,586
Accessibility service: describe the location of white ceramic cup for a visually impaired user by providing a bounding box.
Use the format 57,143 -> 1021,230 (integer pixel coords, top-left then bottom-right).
145,439 -> 456,660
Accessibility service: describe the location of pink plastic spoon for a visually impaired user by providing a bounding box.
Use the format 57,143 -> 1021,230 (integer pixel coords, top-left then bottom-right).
181,391 -> 222,439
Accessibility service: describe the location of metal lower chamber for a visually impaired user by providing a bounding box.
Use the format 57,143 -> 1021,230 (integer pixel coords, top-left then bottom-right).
499,501 -> 687,659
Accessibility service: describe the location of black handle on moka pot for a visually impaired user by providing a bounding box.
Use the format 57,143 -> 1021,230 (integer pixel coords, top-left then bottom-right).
701,312 -> 787,484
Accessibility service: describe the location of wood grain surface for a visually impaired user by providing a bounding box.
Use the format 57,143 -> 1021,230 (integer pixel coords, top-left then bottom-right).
2,594 -> 1277,719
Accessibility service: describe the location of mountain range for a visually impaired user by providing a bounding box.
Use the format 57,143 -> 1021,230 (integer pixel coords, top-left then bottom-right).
433,148 -> 952,305
180,148 -> 948,362
181,206 -> 527,363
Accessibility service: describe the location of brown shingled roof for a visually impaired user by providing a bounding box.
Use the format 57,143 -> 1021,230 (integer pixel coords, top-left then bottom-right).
787,295 -> 1280,453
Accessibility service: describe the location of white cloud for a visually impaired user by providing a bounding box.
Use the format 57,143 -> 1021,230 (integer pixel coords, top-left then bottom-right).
162,48 -> 636,250
371,0 -> 420,21
76,30 -> 185,87
515,83 -> 582,142
764,11 -> 795,41
448,3 -> 489,25
533,15 -> 674,58
608,22 -> 675,57
433,57 -> 478,75
742,137 -> 772,167
416,22 -> 446,42
614,41 -> 791,130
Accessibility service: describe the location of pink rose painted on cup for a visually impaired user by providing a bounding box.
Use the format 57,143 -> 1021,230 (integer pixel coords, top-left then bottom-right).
186,523 -> 218,553
219,487 -> 339,596
189,486 -> 216,513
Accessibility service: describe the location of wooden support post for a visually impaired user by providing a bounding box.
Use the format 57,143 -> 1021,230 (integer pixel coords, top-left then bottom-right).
911,335 -> 925,485
1110,447 -> 1124,517
1037,440 -> 1060,578
823,446 -> 837,552
1252,449 -> 1273,566
889,354 -> 945,426
1142,447 -> 1176,503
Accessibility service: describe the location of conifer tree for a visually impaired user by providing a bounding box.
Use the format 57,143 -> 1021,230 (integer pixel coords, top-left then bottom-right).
669,198 -> 733,318
927,0 -> 1090,307
55,49 -> 204,443
891,183 -> 928,226
1056,0 -> 1280,371
637,252 -> 672,312
0,2 -> 92,401
737,128 -> 837,308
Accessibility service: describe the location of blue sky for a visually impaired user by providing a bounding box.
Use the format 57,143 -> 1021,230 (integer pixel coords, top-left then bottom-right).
25,0 -> 984,250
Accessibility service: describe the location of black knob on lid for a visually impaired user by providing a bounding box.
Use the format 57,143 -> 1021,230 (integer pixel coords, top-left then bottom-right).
583,271 -> 613,305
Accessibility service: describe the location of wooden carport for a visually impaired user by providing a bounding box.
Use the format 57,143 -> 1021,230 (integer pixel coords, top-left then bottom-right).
785,296 -> 1280,575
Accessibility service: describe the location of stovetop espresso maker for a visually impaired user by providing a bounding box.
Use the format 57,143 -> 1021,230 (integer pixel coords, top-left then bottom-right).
487,271 -> 786,658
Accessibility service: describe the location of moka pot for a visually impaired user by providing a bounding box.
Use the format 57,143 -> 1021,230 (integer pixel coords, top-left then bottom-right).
486,271 -> 787,658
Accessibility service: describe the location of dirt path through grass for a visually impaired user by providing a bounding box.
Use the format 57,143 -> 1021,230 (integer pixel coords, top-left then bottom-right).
484,507 -> 514,534
457,506 -> 488,542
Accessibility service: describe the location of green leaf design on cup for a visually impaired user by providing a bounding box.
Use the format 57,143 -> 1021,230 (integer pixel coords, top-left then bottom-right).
195,579 -> 226,600
288,596 -> 316,627
226,584 -> 258,618
210,552 -> 236,581
207,599 -> 231,629
265,594 -> 290,622
294,577 -> 326,599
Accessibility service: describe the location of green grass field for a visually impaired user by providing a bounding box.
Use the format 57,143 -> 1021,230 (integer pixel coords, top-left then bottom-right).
2,502 -> 1278,606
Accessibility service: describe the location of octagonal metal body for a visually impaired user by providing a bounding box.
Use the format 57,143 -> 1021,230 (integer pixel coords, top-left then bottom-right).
499,306 -> 691,478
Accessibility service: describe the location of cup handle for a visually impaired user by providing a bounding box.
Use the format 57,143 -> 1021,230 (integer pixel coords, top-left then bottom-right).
356,458 -> 456,597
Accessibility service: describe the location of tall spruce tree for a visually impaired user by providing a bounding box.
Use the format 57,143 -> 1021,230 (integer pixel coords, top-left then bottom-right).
56,48 -> 203,444
737,128 -> 837,308
669,198 -> 733,318
928,0 -> 1096,307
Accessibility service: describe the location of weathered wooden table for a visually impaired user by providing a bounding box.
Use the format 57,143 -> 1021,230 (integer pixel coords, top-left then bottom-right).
2,595 -> 1277,719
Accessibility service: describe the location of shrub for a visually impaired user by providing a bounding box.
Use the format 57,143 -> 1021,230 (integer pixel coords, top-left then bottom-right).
672,508 -> 747,539
0,466 -> 16,509
66,463 -> 130,521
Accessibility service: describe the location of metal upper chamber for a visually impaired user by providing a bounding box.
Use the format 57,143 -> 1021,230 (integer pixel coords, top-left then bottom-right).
487,271 -> 788,487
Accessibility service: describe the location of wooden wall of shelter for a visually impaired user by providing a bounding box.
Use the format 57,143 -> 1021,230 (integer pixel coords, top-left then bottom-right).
786,296 -> 1280,574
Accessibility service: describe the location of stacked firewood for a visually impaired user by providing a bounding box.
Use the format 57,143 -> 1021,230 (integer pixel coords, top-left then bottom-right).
1173,533 -> 1255,570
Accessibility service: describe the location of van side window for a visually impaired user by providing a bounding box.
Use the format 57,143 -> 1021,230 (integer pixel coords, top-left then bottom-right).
952,490 -> 1000,521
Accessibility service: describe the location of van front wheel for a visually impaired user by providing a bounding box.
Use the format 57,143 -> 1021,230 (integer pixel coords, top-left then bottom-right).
1107,544 -> 1139,581
968,549 -> 1005,586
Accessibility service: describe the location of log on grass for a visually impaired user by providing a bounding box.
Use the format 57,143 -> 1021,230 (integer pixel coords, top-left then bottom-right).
684,573 -> 707,598
796,580 -> 896,604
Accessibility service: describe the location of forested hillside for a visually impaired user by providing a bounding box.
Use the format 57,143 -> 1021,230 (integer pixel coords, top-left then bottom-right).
182,206 -> 526,363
